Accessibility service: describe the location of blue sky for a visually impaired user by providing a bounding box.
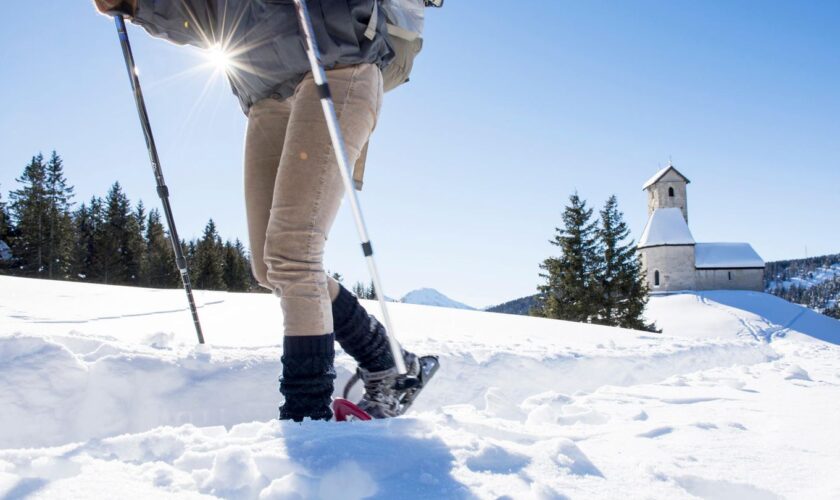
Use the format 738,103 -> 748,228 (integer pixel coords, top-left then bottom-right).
1,1 -> 838,307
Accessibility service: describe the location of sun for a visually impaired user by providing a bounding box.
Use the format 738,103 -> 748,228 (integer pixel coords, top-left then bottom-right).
206,44 -> 232,73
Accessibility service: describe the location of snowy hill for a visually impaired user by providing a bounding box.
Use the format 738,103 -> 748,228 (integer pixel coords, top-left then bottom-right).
400,287 -> 475,310
1,276 -> 840,499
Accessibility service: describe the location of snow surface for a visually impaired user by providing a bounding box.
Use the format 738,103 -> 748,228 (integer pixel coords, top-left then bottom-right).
694,243 -> 765,269
400,288 -> 475,310
2,276 -> 840,499
638,208 -> 695,248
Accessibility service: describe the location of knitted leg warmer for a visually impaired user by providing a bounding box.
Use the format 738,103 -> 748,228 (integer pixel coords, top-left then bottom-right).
331,285 -> 395,373
279,333 -> 336,422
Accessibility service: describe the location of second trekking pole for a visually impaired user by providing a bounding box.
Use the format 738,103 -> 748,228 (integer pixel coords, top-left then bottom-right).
291,0 -> 406,375
114,15 -> 205,344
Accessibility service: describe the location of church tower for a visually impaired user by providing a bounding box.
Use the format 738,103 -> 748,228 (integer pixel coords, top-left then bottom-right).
642,163 -> 690,222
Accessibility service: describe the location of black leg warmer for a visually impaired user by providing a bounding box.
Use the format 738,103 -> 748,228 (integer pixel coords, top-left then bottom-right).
332,285 -> 395,372
279,333 -> 336,422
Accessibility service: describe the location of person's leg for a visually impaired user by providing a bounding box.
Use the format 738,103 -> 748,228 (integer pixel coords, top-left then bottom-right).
330,280 -> 394,372
243,97 -> 292,290
265,63 -> 383,421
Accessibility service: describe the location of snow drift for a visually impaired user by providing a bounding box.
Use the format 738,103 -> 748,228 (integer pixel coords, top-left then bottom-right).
1,276 -> 839,499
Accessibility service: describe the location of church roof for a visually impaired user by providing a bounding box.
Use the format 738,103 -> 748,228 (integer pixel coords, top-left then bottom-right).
638,208 -> 695,248
642,165 -> 691,190
695,243 -> 765,269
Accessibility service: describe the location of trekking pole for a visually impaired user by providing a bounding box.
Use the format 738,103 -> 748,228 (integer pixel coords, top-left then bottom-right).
114,15 -> 205,344
292,0 -> 406,374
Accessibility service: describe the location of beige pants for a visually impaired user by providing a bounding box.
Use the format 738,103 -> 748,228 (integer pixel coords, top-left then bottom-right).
244,64 -> 383,336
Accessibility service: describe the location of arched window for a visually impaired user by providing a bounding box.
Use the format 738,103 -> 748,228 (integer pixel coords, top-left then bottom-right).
654,270 -> 661,287
668,187 -> 675,197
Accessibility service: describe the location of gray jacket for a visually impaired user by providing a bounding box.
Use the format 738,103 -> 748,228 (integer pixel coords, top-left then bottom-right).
131,0 -> 394,114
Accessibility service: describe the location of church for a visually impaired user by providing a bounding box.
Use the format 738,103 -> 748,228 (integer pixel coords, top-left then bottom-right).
637,165 -> 765,293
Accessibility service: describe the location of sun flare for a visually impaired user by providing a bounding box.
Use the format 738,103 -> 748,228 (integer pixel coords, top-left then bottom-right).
206,44 -> 232,73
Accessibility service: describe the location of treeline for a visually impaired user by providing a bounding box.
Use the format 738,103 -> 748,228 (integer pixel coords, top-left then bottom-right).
532,193 -> 656,331
765,255 -> 840,320
0,152 -> 260,292
765,253 -> 840,283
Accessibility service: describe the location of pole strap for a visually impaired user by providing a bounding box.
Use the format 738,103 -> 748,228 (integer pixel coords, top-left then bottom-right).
316,83 -> 331,100
362,241 -> 373,257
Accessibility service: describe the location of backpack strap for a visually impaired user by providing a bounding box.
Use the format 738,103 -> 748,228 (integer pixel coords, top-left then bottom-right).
386,23 -> 420,41
364,0 -> 379,40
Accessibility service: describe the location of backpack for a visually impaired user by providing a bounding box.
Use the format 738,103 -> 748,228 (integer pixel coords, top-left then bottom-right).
354,0 -> 442,190
364,0 -> 442,92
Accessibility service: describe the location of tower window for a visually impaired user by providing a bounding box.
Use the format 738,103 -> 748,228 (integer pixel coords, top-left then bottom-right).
668,187 -> 675,197
728,271 -> 732,280
654,270 -> 661,287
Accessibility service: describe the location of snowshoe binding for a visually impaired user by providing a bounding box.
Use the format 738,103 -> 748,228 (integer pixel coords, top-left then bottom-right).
333,354 -> 439,421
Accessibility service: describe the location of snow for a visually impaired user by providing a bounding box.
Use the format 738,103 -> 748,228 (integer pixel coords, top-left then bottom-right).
2,276 -> 840,499
638,208 -> 695,248
400,288 -> 475,310
695,243 -> 765,269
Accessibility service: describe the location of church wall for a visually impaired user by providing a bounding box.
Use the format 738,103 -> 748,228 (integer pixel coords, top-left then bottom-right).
647,182 -> 688,222
641,245 -> 697,292
646,170 -> 689,222
695,268 -> 764,291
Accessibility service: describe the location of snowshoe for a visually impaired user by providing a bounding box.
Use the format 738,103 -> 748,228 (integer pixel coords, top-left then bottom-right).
333,355 -> 439,421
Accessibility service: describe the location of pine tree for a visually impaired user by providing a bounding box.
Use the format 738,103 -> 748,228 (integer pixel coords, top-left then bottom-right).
0,187 -> 12,269
533,193 -> 599,322
72,196 -> 107,281
123,201 -> 147,285
192,219 -> 225,290
98,182 -> 144,284
0,187 -> 10,242
145,208 -> 179,287
595,195 -> 655,331
133,201 -> 149,284
222,238 -> 251,291
43,151 -> 75,279
352,280 -> 376,299
9,154 -> 49,275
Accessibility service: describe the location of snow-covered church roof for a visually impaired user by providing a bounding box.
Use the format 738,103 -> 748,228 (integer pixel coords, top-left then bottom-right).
642,165 -> 691,190
695,243 -> 765,269
638,208 -> 695,248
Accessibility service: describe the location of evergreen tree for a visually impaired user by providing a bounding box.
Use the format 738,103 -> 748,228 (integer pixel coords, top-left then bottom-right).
222,238 -> 251,291
192,219 -> 225,290
145,208 -> 179,287
595,195 -> 655,331
352,280 -> 376,299
133,200 -> 149,286
72,196 -> 108,281
9,154 -> 49,275
98,182 -> 144,284
126,201 -> 148,285
0,187 -> 10,242
43,151 -> 75,279
533,193 -> 599,322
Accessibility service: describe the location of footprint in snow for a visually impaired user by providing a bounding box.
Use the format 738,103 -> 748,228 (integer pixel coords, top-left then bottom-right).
465,445 -> 530,474
637,426 -> 674,438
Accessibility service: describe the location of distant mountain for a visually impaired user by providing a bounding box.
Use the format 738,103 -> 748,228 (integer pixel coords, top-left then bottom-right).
400,288 -> 475,310
486,294 -> 538,316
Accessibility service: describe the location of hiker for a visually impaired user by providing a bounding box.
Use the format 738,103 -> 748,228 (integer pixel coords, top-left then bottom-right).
93,0 -> 426,421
